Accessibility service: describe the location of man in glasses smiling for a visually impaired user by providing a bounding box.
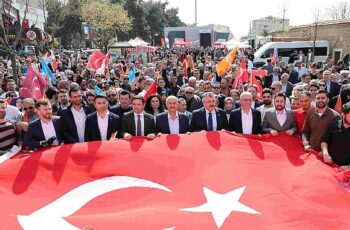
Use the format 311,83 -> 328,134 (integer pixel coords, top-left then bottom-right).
14,98 -> 38,145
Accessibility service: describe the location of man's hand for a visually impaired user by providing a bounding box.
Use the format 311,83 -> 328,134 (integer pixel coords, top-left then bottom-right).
123,134 -> 132,140
147,134 -> 156,140
17,122 -> 28,132
286,129 -> 294,136
270,130 -> 278,136
323,153 -> 332,164
339,166 -> 350,172
304,145 -> 311,152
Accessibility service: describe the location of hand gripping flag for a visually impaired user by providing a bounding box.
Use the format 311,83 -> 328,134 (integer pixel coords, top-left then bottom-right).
1,132 -> 350,229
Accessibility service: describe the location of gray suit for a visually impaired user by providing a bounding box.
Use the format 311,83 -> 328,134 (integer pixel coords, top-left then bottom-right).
262,109 -> 297,134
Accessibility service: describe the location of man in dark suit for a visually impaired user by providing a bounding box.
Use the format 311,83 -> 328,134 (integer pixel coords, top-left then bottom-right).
280,73 -> 294,97
109,90 -> 132,118
156,96 -> 189,134
85,95 -> 121,142
264,67 -> 281,88
120,96 -> 156,139
24,99 -> 62,151
262,92 -> 297,135
323,70 -> 341,98
229,92 -> 262,134
190,92 -> 228,132
61,87 -> 93,143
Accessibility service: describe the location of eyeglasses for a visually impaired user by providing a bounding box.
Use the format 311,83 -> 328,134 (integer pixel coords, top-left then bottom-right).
124,78 -> 129,80
9,95 -> 16,98
319,84 -> 326,87
23,106 -> 34,111
107,94 -> 117,98
271,87 -> 276,90
185,92 -> 194,94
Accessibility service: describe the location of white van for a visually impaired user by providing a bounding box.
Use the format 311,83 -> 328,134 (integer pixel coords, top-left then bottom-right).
253,40 -> 329,67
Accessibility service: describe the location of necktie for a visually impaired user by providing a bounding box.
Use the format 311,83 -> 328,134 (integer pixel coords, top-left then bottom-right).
208,112 -> 213,131
137,115 -> 141,136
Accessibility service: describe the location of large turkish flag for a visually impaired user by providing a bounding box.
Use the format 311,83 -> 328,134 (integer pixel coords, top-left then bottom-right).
0,132 -> 349,229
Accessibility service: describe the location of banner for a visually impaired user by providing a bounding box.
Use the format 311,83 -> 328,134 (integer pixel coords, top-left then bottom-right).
0,132 -> 348,229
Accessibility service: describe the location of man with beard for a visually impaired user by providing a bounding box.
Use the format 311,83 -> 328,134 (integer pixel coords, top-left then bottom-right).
24,99 -> 62,151
294,92 -> 313,135
14,98 -> 38,145
155,96 -> 189,134
262,92 -> 296,135
106,88 -> 118,107
190,92 -> 228,132
109,90 -> 132,119
256,88 -> 274,120
55,89 -> 70,116
0,99 -> 17,154
302,90 -> 341,152
184,87 -> 203,112
321,102 -> 350,169
60,87 -> 93,144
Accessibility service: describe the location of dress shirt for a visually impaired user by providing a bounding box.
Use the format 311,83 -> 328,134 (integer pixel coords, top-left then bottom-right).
326,81 -> 331,92
168,112 -> 180,134
97,111 -> 109,141
134,112 -> 145,136
276,109 -> 287,127
241,109 -> 253,134
282,83 -> 287,93
40,119 -> 59,145
272,73 -> 280,82
71,106 -> 87,142
205,109 -> 217,131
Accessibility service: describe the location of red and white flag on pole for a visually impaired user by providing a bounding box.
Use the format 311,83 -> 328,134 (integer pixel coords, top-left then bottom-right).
1,132 -> 349,229
87,50 -> 107,72
96,52 -> 110,75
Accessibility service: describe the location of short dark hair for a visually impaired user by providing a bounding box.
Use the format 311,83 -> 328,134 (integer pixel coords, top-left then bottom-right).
316,89 -> 329,97
58,89 -> 68,95
119,90 -> 131,98
86,90 -> 96,98
69,86 -> 81,96
274,92 -> 286,101
94,94 -> 108,101
45,86 -> 58,100
0,99 -> 6,104
35,99 -> 50,108
262,88 -> 273,96
132,95 -> 145,104
342,102 -> 350,114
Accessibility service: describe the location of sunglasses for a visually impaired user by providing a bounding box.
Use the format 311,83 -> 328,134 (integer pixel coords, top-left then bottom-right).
9,95 -> 16,98
271,87 -> 276,90
23,106 -> 34,111
186,92 -> 194,94
124,78 -> 129,80
107,94 -> 117,98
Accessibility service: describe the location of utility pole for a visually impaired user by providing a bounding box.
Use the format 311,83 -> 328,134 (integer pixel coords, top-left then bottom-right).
195,0 -> 197,26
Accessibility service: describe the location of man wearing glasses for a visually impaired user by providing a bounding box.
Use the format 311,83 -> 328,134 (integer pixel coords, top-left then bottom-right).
184,87 -> 203,112
106,88 -> 118,107
14,98 -> 38,145
323,70 -> 341,98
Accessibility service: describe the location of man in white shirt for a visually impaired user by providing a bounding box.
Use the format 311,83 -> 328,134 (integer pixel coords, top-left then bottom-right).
262,92 -> 297,136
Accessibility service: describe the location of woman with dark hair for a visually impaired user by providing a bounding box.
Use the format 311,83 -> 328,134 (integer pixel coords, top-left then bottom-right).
145,94 -> 165,116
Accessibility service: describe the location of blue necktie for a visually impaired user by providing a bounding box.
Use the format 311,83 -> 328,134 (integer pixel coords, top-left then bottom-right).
208,112 -> 213,131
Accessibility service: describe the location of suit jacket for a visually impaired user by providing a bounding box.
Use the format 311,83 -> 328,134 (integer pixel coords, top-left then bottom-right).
283,82 -> 294,97
84,112 -> 121,142
109,105 -> 132,118
228,108 -> 262,134
23,117 -> 62,150
60,105 -> 93,143
264,73 -> 280,88
120,111 -> 156,137
234,100 -> 263,109
328,81 -> 341,98
190,107 -> 228,132
155,112 -> 189,134
262,109 -> 297,134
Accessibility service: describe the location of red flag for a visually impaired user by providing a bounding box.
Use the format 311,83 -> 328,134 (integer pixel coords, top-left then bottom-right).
96,52 -> 110,75
232,56 -> 249,89
250,73 -> 264,100
19,67 -> 48,100
87,50 -> 106,71
1,132 -> 349,229
271,48 -> 278,64
144,80 -> 157,101
182,58 -> 188,77
51,54 -> 57,71
251,69 -> 267,79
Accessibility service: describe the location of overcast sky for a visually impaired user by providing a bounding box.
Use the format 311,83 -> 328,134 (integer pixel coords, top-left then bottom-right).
161,0 -> 335,38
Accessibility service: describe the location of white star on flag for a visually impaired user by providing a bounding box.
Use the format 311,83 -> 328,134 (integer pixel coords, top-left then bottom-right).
179,186 -> 261,229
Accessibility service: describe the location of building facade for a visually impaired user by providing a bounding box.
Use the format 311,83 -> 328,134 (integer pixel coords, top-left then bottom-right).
164,24 -> 233,48
270,19 -> 350,63
251,16 -> 290,37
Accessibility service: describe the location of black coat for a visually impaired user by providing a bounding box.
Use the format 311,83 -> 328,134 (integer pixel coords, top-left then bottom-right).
190,107 -> 228,132
84,112 -> 121,141
228,108 -> 262,134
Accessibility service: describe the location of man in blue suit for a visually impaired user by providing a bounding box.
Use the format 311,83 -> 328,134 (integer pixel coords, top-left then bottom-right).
228,92 -> 262,134
60,87 -> 93,143
190,92 -> 228,132
156,96 -> 189,134
24,99 -> 62,151
323,70 -> 341,98
85,95 -> 121,142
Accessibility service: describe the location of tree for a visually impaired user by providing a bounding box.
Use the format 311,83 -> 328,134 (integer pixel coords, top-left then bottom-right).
81,0 -> 132,52
310,9 -> 322,62
327,1 -> 350,20
0,0 -> 30,82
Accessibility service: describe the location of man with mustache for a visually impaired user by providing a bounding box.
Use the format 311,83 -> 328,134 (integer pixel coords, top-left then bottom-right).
155,96 -> 189,134
0,99 -> 17,154
262,92 -> 296,136
256,88 -> 274,120
321,102 -> 350,169
302,90 -> 341,152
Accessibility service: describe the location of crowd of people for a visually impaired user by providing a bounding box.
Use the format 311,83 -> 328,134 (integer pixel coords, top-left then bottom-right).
0,46 -> 349,170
